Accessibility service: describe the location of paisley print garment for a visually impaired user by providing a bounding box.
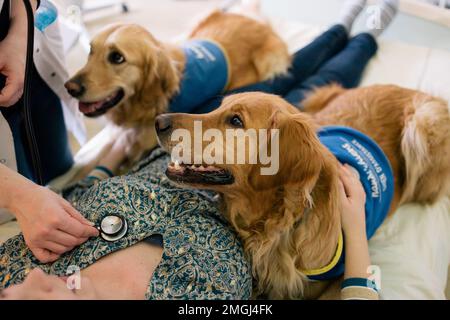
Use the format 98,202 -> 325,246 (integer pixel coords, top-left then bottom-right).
0,148 -> 252,300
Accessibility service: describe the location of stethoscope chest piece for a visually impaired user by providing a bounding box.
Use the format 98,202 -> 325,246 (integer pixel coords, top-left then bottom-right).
98,215 -> 128,242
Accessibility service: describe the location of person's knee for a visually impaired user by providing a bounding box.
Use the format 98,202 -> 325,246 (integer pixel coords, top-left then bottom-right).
349,33 -> 379,53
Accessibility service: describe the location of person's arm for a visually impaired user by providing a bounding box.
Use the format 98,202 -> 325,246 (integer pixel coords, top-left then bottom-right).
0,164 -> 99,263
338,164 -> 379,300
0,0 -> 38,106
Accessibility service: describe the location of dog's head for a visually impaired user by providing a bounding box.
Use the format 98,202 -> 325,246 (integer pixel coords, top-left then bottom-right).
65,24 -> 180,125
156,91 -> 328,211
157,92 -> 341,298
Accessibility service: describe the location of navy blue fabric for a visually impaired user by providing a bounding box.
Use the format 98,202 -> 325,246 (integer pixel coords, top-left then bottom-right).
283,33 -> 378,105
0,0 -> 9,42
144,234 -> 164,247
318,126 -> 394,239
342,277 -> 379,292
193,25 -> 378,114
307,126 -> 394,282
0,66 -> 73,184
0,0 -> 10,92
169,40 -> 229,113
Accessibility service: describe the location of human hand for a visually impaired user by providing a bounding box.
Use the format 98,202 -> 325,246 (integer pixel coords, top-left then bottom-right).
0,268 -> 98,300
338,164 -> 367,239
0,36 -> 27,107
11,185 -> 99,263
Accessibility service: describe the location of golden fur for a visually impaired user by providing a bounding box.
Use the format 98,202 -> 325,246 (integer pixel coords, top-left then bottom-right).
158,85 -> 450,299
66,11 -> 290,180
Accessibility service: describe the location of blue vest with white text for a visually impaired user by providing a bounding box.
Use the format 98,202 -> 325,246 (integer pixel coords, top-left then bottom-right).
169,40 -> 230,113
305,126 -> 394,281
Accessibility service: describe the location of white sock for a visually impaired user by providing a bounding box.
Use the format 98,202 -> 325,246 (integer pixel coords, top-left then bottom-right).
366,0 -> 399,37
338,0 -> 368,32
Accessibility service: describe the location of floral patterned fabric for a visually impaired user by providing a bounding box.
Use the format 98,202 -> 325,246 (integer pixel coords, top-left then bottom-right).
0,148 -> 252,300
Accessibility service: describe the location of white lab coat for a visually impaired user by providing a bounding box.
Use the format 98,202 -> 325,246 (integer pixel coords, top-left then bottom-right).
0,0 -> 86,223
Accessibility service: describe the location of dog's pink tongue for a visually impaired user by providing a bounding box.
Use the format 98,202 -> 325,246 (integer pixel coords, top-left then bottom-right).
79,101 -> 103,114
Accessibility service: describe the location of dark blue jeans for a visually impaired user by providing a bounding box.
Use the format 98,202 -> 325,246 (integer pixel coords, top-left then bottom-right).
0,66 -> 74,185
193,25 -> 378,114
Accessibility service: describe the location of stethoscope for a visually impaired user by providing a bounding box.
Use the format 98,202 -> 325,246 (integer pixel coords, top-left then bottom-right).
1,1 -> 43,184
96,215 -> 128,242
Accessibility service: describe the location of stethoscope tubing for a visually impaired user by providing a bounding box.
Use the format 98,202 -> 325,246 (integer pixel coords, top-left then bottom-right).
22,0 -> 44,185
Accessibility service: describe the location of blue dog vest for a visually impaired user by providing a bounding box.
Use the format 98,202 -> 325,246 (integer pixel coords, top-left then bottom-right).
169,39 -> 230,113
304,126 -> 394,281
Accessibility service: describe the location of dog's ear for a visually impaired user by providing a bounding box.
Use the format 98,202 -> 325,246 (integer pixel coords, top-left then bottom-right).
249,111 -> 325,204
154,46 -> 180,96
139,41 -> 180,110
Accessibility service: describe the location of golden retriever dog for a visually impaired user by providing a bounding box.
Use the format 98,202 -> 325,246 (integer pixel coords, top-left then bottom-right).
64,10 -> 289,180
156,85 -> 450,299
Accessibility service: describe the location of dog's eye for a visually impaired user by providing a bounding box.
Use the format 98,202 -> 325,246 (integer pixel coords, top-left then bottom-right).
229,115 -> 244,128
108,51 -> 126,65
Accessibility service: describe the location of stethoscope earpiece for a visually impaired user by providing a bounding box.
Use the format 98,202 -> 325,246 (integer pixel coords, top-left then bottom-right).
97,215 -> 128,242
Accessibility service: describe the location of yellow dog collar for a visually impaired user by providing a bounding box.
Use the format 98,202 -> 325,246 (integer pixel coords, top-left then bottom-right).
302,232 -> 344,279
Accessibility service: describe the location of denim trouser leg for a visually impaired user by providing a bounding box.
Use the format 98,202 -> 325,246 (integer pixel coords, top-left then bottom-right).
283,33 -> 379,107
194,24 -> 349,114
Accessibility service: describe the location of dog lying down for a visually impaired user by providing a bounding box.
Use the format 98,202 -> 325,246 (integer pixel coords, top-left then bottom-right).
64,11 -> 289,182
156,85 -> 450,299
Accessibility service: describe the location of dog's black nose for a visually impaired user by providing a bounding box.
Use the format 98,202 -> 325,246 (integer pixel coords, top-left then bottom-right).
155,114 -> 172,134
65,79 -> 86,98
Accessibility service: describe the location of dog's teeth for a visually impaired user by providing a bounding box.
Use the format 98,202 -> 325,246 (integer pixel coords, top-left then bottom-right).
191,165 -> 196,169
174,160 -> 181,170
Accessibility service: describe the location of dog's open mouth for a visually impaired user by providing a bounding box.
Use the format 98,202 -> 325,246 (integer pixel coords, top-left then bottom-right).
78,89 -> 125,117
166,160 -> 234,185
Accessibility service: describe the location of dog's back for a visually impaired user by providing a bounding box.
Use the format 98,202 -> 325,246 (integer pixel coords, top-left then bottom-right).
305,85 -> 450,207
189,11 -> 290,89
